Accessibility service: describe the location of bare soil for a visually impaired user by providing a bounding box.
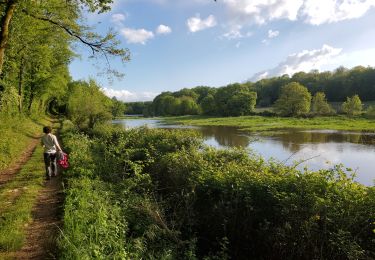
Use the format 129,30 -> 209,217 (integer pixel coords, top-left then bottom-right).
11,175 -> 64,260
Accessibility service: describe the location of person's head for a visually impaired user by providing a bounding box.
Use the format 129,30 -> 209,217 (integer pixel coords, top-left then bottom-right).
43,126 -> 52,134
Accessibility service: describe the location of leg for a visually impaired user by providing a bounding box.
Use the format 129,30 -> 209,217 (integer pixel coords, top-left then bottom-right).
43,153 -> 51,179
50,153 -> 57,176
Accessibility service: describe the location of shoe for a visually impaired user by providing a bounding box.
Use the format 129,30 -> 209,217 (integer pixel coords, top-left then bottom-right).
46,176 -> 51,180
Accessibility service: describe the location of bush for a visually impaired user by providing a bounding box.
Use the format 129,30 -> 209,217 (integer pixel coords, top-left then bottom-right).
59,126 -> 375,259
341,95 -> 363,116
365,105 -> 375,119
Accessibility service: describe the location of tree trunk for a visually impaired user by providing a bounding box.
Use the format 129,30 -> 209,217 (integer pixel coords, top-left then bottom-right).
0,0 -> 18,75
28,83 -> 34,113
18,55 -> 24,112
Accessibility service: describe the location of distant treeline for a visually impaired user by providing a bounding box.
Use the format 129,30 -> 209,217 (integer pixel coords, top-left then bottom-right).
126,66 -> 375,117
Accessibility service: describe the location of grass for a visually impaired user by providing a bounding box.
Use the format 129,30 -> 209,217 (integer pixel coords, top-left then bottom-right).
0,117 -> 60,258
0,115 -> 51,171
164,115 -> 375,132
0,144 -> 45,255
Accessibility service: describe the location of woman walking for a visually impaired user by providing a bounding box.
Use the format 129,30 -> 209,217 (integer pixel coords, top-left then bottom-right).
41,126 -> 62,180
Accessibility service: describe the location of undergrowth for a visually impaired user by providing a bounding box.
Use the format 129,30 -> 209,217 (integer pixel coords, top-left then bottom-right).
58,120 -> 375,259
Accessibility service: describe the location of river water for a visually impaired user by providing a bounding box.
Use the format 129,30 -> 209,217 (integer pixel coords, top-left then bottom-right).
113,119 -> 375,186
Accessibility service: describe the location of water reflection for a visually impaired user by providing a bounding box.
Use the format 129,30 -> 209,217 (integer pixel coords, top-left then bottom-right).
113,119 -> 375,186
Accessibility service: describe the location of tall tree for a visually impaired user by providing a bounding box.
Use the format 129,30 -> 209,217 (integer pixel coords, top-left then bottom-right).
274,82 -> 311,116
0,0 -> 129,75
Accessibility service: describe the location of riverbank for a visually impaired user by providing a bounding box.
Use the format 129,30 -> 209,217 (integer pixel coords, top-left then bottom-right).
164,115 -> 375,132
57,121 -> 375,259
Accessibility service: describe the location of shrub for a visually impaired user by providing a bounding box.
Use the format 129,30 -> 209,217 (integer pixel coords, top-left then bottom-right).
341,95 -> 363,116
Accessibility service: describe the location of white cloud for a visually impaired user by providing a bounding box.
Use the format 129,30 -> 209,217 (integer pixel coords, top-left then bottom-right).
268,29 -> 279,38
221,25 -> 252,40
102,88 -> 158,102
221,0 -> 375,26
111,13 -> 127,24
187,14 -> 217,32
251,44 -> 342,81
302,0 -> 375,25
223,0 -> 303,25
120,28 -> 154,44
156,24 -> 172,34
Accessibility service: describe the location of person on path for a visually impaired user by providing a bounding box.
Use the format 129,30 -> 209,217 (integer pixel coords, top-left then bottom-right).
41,126 -> 62,180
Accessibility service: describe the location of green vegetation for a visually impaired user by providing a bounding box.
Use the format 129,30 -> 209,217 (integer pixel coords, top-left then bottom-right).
312,92 -> 333,115
0,143 -> 45,255
165,115 -> 375,132
342,95 -> 363,116
58,121 -> 375,259
66,80 -> 116,130
0,115 -> 50,171
274,82 -> 311,116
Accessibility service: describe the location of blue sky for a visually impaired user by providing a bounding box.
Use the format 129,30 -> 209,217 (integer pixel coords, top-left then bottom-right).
69,0 -> 375,101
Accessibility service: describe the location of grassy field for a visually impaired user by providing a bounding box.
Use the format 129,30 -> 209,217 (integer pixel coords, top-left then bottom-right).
164,115 -> 375,132
0,115 -> 51,171
0,144 -> 45,257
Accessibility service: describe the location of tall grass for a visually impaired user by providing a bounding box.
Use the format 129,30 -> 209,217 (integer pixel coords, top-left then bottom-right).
58,121 -> 375,259
0,115 -> 50,171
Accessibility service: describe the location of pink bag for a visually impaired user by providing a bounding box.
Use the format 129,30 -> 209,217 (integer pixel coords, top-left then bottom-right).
57,152 -> 69,169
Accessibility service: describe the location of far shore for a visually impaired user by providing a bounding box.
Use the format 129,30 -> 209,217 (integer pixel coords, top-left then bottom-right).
123,115 -> 375,132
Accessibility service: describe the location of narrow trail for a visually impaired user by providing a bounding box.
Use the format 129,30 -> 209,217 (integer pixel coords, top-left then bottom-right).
0,137 -> 41,186
1,119 -> 64,259
13,176 -> 64,260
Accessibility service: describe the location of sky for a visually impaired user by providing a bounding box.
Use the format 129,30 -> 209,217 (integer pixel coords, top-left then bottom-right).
69,0 -> 375,102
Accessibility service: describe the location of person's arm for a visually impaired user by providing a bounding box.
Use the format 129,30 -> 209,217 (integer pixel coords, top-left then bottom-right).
53,135 -> 62,152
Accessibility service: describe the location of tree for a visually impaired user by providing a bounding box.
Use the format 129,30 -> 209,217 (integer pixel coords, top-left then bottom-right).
67,80 -> 112,129
178,96 -> 199,115
341,95 -> 363,116
227,91 -> 257,116
111,97 -> 126,118
312,92 -> 333,115
274,82 -> 311,116
200,94 -> 216,115
0,0 -> 129,75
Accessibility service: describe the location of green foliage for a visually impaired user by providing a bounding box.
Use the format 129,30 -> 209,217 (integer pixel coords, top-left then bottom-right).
59,124 -> 375,259
111,97 -> 126,117
0,115 -> 49,171
125,101 -> 152,115
312,92 -> 334,115
342,95 -> 363,116
365,105 -> 375,119
200,94 -> 217,115
274,82 -> 312,116
58,178 -> 129,259
227,91 -> 257,116
66,80 -> 112,129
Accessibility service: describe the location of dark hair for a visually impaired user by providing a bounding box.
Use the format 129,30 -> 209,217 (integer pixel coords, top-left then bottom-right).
43,126 -> 52,134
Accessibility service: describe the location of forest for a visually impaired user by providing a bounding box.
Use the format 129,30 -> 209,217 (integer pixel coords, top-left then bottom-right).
0,1 -> 374,259
126,66 -> 375,117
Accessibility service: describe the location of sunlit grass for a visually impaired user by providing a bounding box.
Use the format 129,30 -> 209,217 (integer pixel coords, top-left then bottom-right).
0,115 -> 50,171
164,115 -> 375,132
0,145 -> 44,253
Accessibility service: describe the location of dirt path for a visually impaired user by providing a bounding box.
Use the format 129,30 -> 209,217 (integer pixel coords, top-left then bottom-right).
12,176 -> 64,260
0,119 -> 64,259
0,136 -> 41,186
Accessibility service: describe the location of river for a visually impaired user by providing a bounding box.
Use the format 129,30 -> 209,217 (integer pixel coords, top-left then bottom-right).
113,118 -> 375,186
